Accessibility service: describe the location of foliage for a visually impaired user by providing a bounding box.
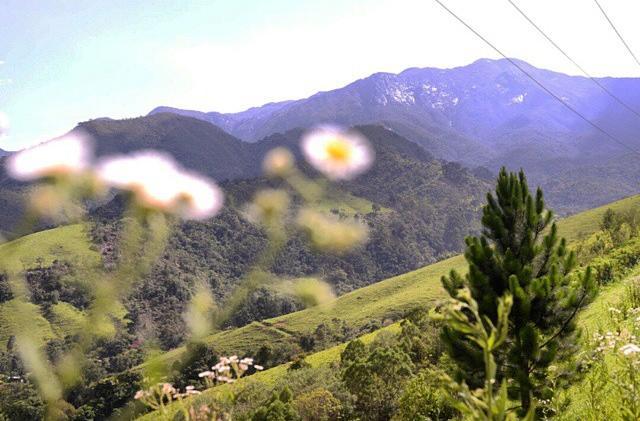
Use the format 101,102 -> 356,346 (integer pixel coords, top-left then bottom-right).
441,168 -> 597,411
251,387 -> 299,421
562,275 -> 640,420
169,342 -> 219,390
341,340 -> 414,420
394,368 -> 457,420
68,371 -> 143,420
434,289 -> 533,420
0,382 -> 46,420
292,388 -> 342,421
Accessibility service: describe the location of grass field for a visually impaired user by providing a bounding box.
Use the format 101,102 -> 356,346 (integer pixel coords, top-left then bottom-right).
0,223 -> 100,273
142,260 -> 640,420
138,323 -> 402,420
0,223 -> 99,350
1,194 -> 639,399
139,194 -> 640,419
145,194 -> 640,368
556,194 -> 640,243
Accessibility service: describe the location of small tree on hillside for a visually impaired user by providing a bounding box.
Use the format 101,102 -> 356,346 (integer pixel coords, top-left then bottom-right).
441,168 -> 596,412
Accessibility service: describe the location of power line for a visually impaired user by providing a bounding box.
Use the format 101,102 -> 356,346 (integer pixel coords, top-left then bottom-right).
431,0 -> 640,157
507,0 -> 640,121
594,0 -> 640,70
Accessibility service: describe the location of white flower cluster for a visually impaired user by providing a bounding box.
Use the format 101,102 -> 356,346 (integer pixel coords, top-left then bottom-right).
134,382 -> 201,402
5,134 -> 223,220
592,304 -> 640,360
198,355 -> 263,384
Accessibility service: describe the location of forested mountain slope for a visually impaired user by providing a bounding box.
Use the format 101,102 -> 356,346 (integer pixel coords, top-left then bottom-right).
152,58 -> 640,213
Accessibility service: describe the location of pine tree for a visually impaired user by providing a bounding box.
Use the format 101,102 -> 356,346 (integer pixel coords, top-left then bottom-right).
441,168 -> 596,411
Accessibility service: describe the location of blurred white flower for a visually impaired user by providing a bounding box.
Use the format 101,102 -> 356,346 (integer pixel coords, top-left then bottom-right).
198,370 -> 214,378
301,126 -> 373,180
97,150 -> 223,219
621,343 -> 640,356
263,147 -> 294,177
6,134 -> 92,181
97,150 -> 179,207
175,171 -> 224,220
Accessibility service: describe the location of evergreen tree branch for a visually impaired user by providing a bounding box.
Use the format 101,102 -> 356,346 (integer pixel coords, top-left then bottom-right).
535,285 -> 590,360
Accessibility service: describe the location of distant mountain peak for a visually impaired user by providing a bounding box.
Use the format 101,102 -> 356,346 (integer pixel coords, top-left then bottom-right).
147,57 -> 624,149
142,57 -> 640,214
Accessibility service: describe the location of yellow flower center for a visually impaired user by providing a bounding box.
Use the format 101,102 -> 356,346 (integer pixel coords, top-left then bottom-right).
325,138 -> 351,162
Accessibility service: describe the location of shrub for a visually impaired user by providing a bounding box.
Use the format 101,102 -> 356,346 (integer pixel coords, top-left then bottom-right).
288,355 -> 311,371
0,383 -> 45,420
342,345 -> 414,421
252,387 -> 299,421
395,369 -> 457,420
293,388 -> 342,421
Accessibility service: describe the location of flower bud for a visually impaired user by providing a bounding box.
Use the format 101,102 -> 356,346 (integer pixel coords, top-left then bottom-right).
263,147 -> 294,177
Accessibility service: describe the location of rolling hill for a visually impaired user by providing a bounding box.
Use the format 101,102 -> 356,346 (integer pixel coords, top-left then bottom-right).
143,193 -> 640,368
2,174 -> 635,358
136,192 -> 640,420
0,119 -> 494,350
151,58 -> 640,162
0,224 -> 101,349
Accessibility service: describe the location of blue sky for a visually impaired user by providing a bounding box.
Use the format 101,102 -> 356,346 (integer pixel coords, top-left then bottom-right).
1,0 -> 639,150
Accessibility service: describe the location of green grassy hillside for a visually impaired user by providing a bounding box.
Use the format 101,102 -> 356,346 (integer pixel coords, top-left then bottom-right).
138,323 -> 403,420
139,194 -> 640,420
1,195 -> 638,362
0,224 -> 100,350
0,223 -> 100,273
140,252 -> 640,421
557,194 -> 640,243
147,194 -> 640,367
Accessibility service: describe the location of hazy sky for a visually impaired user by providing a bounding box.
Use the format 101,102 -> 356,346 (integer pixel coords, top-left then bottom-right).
1,0 -> 639,149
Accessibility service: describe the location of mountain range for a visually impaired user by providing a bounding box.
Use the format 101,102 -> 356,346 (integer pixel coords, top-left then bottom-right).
2,57 -> 640,232
150,58 -> 640,213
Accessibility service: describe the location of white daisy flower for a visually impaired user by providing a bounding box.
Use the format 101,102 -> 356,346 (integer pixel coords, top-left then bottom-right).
174,171 -> 224,220
96,150 -> 223,219
6,134 -> 92,181
96,150 -> 179,208
301,126 -> 374,180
